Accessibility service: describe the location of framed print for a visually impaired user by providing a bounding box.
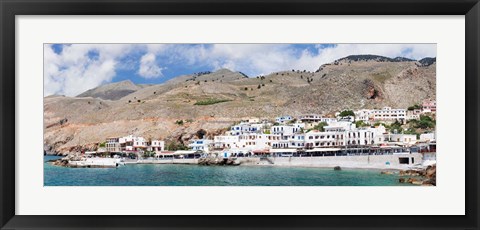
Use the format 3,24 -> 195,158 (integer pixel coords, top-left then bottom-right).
1,0 -> 479,229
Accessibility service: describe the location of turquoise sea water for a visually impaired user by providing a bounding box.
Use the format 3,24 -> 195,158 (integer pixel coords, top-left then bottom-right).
44,156 -> 412,186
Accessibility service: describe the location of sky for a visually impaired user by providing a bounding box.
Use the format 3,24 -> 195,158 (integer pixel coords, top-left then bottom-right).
44,44 -> 436,97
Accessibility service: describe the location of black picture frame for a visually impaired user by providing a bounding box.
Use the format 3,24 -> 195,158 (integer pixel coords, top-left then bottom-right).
1,0 -> 479,229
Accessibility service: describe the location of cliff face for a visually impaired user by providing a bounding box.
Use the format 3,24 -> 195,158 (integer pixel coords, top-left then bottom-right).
44,56 -> 436,154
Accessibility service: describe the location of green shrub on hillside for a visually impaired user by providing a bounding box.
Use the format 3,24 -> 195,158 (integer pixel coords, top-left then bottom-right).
194,98 -> 231,106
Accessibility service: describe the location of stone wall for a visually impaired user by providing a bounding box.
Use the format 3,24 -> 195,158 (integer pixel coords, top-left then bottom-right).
237,153 -> 422,169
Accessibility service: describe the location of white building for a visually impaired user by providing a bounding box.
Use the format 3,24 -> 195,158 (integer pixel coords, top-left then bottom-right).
406,110 -> 421,120
119,135 -> 135,152
241,117 -> 260,123
384,134 -> 417,145
214,135 -> 240,150
305,130 -> 345,148
105,137 -> 121,152
299,114 -> 337,123
420,133 -> 436,142
422,99 -> 436,113
230,122 -> 262,135
371,107 -> 407,122
149,140 -> 165,152
188,139 -> 213,153
270,125 -> 302,136
275,115 -> 293,124
354,109 -> 373,123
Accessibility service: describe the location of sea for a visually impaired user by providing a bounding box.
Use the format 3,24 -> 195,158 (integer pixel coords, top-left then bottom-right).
44,156 -> 414,186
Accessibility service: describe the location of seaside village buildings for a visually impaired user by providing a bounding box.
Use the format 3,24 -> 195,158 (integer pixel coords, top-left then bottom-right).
104,135 -> 165,154
97,99 -> 436,160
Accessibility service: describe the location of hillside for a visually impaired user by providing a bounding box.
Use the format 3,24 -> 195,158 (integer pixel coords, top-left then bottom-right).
76,80 -> 141,100
44,55 -> 436,154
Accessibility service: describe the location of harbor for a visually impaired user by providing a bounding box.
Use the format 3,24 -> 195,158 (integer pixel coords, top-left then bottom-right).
44,155 -> 428,186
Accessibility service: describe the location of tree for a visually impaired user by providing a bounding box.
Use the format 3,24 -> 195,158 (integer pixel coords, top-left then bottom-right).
389,119 -> 402,133
257,84 -> 261,89
313,122 -> 329,132
407,104 -> 422,111
175,120 -> 184,125
355,120 -> 368,127
339,110 -> 355,117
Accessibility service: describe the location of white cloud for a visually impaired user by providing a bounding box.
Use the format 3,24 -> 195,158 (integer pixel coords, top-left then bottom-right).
44,43 -> 436,96
138,53 -> 164,79
43,44 -> 132,96
158,44 -> 436,77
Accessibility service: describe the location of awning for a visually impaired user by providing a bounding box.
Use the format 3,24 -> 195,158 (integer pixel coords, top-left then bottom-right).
269,149 -> 297,153
173,150 -> 198,155
252,149 -> 269,154
379,145 -> 402,149
306,148 -> 342,152
229,149 -> 250,153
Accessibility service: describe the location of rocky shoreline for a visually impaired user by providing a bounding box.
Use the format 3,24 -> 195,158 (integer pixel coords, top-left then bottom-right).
197,157 -> 240,166
381,164 -> 436,186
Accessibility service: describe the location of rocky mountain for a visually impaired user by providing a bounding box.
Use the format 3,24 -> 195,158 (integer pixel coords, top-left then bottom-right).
44,55 -> 436,154
76,80 -> 141,100
335,54 -> 415,63
418,57 -> 436,67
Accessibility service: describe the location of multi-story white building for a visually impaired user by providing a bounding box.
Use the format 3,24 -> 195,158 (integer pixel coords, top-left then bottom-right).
288,134 -> 306,149
384,134 -> 417,145
241,117 -> 260,123
230,122 -> 262,136
275,115 -> 293,124
105,137 -> 121,152
188,139 -> 213,153
119,135 -> 135,152
214,135 -> 240,150
371,107 -> 407,122
270,124 -> 303,136
420,133 -> 436,142
406,110 -> 421,120
354,109 -> 373,123
149,140 -> 165,152
422,99 -> 436,113
299,114 -> 337,124
305,130 -> 345,148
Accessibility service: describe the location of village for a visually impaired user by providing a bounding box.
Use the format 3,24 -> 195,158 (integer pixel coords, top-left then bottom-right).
63,99 -> 436,169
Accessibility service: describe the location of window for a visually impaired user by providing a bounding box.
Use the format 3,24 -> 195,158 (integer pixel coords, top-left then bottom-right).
399,157 -> 409,164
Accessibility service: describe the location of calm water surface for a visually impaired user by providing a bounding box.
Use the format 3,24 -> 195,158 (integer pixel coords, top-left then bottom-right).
44,156 -> 410,186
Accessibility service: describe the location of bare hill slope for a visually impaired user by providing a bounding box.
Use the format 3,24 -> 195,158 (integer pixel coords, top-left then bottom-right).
45,56 -> 436,154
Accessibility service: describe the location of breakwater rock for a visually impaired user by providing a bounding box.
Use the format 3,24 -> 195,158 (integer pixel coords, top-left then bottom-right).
51,153 -> 85,167
198,157 -> 240,166
396,164 -> 436,186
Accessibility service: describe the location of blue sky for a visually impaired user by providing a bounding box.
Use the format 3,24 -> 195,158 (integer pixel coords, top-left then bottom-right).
44,44 -> 436,96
